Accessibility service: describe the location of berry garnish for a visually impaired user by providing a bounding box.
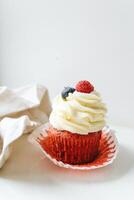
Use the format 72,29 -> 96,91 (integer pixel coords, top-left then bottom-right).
75,80 -> 94,93
61,87 -> 75,99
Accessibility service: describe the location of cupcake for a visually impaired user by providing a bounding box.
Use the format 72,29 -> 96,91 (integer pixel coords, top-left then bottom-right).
39,80 -> 107,165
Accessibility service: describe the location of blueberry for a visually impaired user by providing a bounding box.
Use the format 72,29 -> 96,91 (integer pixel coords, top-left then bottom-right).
61,87 -> 75,99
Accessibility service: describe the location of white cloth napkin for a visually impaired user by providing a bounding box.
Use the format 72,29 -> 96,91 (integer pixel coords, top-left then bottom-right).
0,84 -> 51,168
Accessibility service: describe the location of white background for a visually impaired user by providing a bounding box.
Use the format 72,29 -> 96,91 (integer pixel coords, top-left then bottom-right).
0,0 -> 134,127
0,126 -> 134,200
0,1 -> 134,200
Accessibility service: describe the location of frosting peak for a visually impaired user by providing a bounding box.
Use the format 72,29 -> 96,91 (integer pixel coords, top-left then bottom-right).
49,90 -> 107,135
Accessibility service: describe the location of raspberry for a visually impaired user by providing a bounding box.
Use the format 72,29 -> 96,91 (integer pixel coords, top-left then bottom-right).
75,80 -> 94,93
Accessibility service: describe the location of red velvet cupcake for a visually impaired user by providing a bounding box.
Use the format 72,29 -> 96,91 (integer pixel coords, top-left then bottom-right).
39,80 -> 107,165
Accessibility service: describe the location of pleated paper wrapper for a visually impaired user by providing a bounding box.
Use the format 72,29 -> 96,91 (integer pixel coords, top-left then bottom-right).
29,123 -> 118,170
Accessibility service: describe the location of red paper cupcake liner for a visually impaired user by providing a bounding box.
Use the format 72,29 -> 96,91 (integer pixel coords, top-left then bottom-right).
29,124 -> 118,170
38,127 -> 102,164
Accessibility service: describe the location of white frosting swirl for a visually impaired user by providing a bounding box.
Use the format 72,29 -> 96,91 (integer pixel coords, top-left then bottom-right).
49,91 -> 107,135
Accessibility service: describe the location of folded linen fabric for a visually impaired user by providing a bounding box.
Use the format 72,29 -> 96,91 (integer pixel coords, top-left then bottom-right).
0,84 -> 51,168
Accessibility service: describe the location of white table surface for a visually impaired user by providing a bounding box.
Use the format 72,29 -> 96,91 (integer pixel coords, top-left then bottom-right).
0,125 -> 134,200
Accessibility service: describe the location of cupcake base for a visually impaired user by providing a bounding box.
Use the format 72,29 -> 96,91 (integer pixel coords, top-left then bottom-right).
38,127 -> 102,165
